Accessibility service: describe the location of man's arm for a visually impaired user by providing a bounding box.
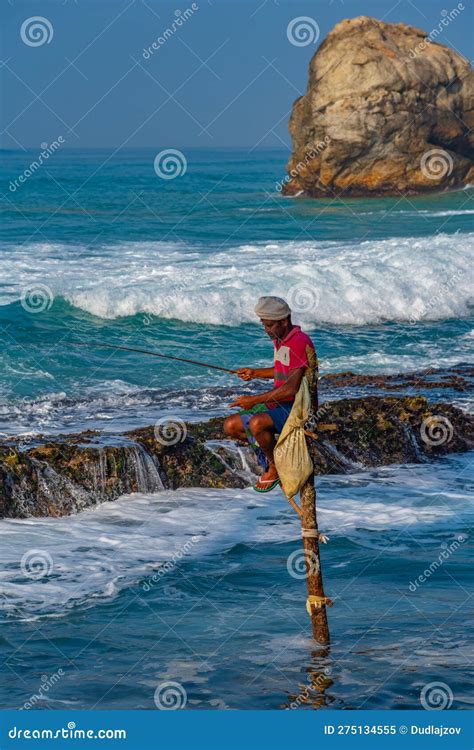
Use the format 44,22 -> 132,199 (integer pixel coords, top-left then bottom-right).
237,367 -> 274,381
230,368 -> 305,408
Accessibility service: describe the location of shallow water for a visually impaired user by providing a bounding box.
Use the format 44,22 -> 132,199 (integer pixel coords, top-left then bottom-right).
1,454 -> 472,709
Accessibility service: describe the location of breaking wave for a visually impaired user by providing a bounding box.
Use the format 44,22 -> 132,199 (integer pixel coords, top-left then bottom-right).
2,233 -> 473,325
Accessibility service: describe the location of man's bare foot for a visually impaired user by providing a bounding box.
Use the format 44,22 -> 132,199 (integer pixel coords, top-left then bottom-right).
254,463 -> 280,492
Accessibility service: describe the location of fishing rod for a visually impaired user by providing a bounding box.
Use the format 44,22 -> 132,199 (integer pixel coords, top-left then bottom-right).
71,341 -> 238,374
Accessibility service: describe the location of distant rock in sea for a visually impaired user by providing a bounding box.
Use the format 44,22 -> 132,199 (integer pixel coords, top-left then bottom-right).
283,15 -> 474,197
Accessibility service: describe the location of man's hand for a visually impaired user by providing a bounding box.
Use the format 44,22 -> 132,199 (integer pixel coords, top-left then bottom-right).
228,395 -> 259,409
236,368 -> 256,381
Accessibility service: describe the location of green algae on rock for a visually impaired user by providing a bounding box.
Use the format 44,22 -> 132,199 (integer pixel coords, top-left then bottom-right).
0,396 -> 472,519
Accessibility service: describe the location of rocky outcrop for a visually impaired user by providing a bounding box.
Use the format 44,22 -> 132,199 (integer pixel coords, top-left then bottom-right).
283,15 -> 474,197
0,395 -> 472,518
320,364 -> 474,392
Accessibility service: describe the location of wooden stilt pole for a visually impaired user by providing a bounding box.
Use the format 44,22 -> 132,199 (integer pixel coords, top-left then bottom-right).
299,470 -> 331,644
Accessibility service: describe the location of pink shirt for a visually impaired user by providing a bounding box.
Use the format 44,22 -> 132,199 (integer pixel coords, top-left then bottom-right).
269,326 -> 316,405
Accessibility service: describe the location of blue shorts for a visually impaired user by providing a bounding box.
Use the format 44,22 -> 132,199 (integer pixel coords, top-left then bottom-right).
239,402 -> 293,472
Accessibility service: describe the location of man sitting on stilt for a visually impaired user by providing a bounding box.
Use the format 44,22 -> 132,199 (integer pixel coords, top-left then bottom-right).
224,296 -> 318,493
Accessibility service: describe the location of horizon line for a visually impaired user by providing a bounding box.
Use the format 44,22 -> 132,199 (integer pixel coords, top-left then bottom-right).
0,145 -> 291,152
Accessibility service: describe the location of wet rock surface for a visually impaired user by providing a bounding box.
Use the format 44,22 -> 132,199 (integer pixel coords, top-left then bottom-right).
0,392 -> 472,519
320,363 -> 474,393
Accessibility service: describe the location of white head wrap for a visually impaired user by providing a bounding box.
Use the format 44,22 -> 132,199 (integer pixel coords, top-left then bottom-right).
254,296 -> 291,321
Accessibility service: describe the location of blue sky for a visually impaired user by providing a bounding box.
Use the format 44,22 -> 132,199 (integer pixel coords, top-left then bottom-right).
1,0 -> 473,149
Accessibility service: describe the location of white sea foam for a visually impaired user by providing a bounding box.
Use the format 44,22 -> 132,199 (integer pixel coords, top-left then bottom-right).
411,209 -> 474,218
2,233 -> 474,325
0,458 -> 471,620
2,361 -> 472,438
358,209 -> 474,218
0,382 -> 235,436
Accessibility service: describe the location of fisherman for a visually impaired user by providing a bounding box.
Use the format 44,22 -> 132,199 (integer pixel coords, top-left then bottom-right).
225,296 -> 318,493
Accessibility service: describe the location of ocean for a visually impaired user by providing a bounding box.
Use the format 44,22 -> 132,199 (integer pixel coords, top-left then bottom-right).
0,148 -> 473,710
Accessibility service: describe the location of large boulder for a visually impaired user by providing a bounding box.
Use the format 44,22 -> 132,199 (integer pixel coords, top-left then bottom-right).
283,15 -> 474,197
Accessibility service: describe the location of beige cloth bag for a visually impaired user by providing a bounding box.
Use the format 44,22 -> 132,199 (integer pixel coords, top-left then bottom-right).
273,376 -> 313,501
